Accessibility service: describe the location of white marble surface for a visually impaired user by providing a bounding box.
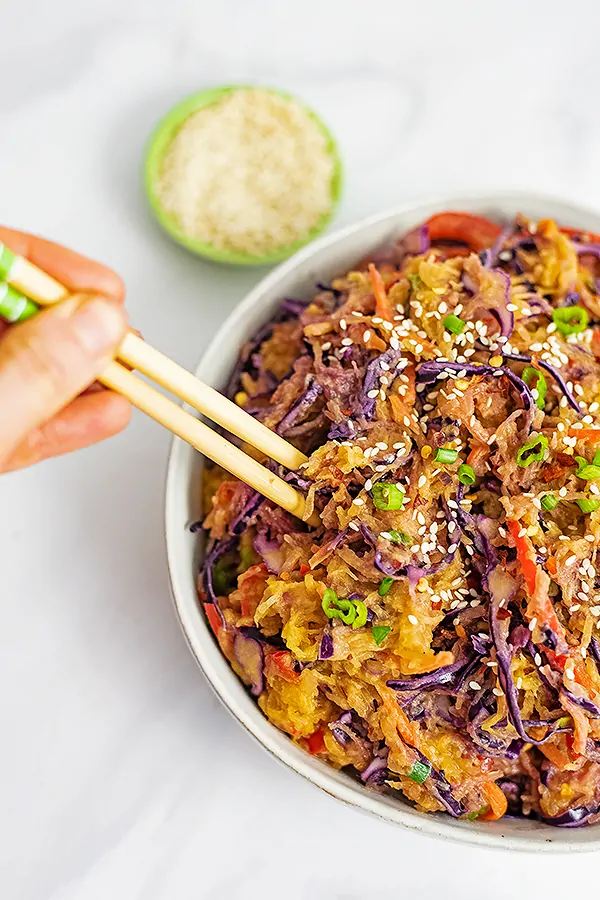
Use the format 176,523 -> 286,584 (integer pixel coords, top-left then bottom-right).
2,0 -> 600,896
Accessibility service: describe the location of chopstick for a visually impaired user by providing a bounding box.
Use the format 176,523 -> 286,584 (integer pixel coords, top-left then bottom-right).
0,246 -> 316,524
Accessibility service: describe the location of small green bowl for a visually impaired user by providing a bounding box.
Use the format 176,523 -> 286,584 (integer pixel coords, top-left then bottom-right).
144,85 -> 343,265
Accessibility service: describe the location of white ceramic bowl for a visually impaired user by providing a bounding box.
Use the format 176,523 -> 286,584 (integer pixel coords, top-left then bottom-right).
166,191 -> 600,852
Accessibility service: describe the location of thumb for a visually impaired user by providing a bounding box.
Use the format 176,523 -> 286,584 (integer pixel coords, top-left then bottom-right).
0,294 -> 127,462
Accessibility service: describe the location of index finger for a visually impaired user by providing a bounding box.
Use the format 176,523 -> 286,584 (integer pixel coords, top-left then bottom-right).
0,227 -> 125,302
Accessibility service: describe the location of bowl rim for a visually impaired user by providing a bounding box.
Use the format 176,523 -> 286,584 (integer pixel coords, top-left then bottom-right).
144,84 -> 343,265
165,189 -> 600,851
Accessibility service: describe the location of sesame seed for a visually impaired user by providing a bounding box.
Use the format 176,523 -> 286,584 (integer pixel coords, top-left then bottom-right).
492,687 -> 503,697
408,614 -> 419,625
348,521 -> 360,531
363,330 -> 371,343
367,389 -> 379,399
517,677 -> 523,690
339,318 -> 347,330
340,337 -> 353,347
529,617 -> 537,631
566,555 -> 577,566
353,497 -> 365,506
417,475 -> 427,489
469,681 -> 481,691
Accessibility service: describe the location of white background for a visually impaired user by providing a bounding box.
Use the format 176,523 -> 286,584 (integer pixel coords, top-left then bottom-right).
2,1 -> 600,897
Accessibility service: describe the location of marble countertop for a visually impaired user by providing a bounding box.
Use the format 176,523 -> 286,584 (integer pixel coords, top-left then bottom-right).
3,0 -> 600,896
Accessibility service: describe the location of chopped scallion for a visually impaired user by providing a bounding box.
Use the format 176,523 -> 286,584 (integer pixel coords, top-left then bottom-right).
372,625 -> 391,645
552,306 -> 588,335
378,577 -> 394,597
434,446 -> 458,464
352,600 -> 368,629
458,463 -> 475,486
575,455 -> 600,481
443,313 -> 466,335
541,493 -> 558,512
516,434 -> 548,467
523,366 -> 547,410
576,497 -> 600,513
407,760 -> 431,784
372,482 -> 405,510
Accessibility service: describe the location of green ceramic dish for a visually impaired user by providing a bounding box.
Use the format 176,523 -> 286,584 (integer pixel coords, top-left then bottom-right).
144,85 -> 343,265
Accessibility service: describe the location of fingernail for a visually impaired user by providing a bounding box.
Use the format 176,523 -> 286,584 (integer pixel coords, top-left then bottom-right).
69,296 -> 125,356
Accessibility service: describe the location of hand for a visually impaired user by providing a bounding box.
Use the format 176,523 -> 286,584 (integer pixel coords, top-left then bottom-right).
0,228 -> 131,473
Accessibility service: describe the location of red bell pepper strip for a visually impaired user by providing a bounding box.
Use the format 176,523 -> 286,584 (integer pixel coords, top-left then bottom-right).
204,602 -> 223,636
426,212 -> 502,252
305,728 -> 326,755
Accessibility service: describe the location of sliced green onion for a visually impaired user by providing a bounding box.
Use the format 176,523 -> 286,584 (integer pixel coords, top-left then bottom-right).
407,760 -> 431,784
372,625 -> 391,645
407,273 -> 421,291
372,483 -> 404,510
335,599 -> 357,625
443,313 -> 466,335
576,497 -> 600,513
352,600 -> 368,629
541,493 -> 558,512
466,807 -> 488,821
555,716 -> 572,728
552,305 -> 588,335
522,366 -> 547,410
378,577 -> 394,597
458,463 -> 475,486
575,455 -> 600,481
434,446 -> 458,464
387,529 -> 412,544
322,588 -> 339,617
516,434 -> 549,467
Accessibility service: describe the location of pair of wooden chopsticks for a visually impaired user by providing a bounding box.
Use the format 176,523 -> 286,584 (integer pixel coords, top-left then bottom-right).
0,245 -> 316,524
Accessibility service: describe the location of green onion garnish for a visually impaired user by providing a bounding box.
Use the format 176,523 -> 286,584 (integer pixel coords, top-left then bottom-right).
443,314 -> 466,335
352,600 -> 368,629
407,760 -> 431,784
407,273 -> 421,291
378,577 -> 394,597
372,483 -> 405,510
575,455 -> 600,481
541,493 -> 558,511
466,807 -> 488,821
322,588 -> 338,617
434,446 -> 458,464
322,589 -> 355,624
576,497 -> 600,513
335,599 -> 357,625
522,366 -> 547,410
458,463 -> 475,486
372,625 -> 391,645
552,306 -> 588,335
516,434 -> 549,467
387,529 -> 412,544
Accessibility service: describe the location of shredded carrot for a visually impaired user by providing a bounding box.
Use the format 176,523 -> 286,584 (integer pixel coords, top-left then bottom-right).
479,781 -> 508,821
569,428 -> 600,444
369,263 -> 394,320
507,519 -> 537,595
546,556 -> 557,577
560,694 -> 589,756
540,741 -> 571,769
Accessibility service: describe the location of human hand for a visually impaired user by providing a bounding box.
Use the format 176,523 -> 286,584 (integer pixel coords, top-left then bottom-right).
0,228 -> 131,473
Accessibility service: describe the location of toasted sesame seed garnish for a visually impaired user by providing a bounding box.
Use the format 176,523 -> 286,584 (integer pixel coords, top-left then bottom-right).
353,497 -> 365,506
340,337 -> 353,347
339,318 -> 347,330
534,653 -> 542,666
348,521 -> 360,531
408,614 -> 419,625
529,617 -> 537,631
417,475 -> 427,489
566,555 -> 577,566
516,677 -> 523,690
469,681 -> 481,691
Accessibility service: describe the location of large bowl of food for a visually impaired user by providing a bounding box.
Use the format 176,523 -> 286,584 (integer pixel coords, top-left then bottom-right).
166,192 -> 600,850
